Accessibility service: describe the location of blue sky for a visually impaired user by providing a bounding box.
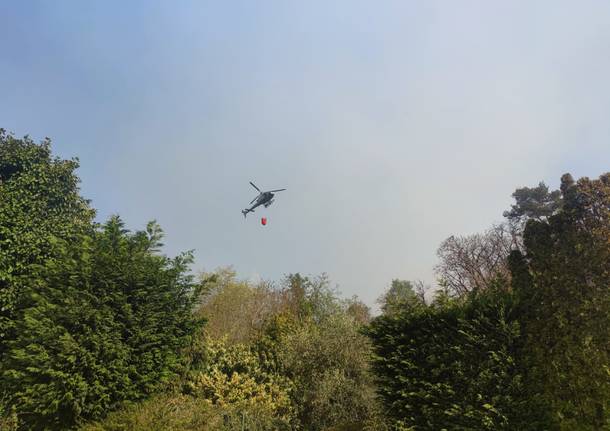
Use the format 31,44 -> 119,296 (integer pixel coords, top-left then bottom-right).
2,1 -> 610,307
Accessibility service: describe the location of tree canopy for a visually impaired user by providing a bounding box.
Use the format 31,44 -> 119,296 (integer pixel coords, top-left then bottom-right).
2,129 -> 610,431
510,173 -> 610,429
0,130 -> 94,346
0,134 -> 203,430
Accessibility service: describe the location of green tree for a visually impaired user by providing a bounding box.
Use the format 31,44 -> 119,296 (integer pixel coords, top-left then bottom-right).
510,173 -> 610,430
346,296 -> 371,325
259,275 -> 383,430
184,336 -> 295,430
196,268 -> 282,344
377,279 -> 425,316
367,284 -> 545,430
2,217 -> 203,429
269,313 -> 381,431
279,273 -> 341,323
200,271 -> 384,430
503,181 -> 562,225
0,130 -> 94,347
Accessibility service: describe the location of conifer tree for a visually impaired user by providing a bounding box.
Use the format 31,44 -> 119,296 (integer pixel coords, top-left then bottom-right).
0,130 -> 94,351
511,173 -> 610,429
2,216 -> 203,429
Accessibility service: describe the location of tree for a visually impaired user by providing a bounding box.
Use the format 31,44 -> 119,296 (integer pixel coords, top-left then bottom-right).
435,224 -> 516,296
277,273 -> 341,324
433,182 -> 562,298
0,130 -> 94,347
503,181 -> 562,225
367,286 -> 549,431
193,270 -> 384,430
2,217 -> 203,429
269,313 -> 382,431
196,268 -> 283,344
510,173 -> 610,429
346,296 -> 371,325
377,279 -> 425,316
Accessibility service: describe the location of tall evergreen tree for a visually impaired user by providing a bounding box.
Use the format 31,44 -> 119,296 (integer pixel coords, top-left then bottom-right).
511,173 -> 610,429
0,130 -> 94,350
2,216 -> 203,429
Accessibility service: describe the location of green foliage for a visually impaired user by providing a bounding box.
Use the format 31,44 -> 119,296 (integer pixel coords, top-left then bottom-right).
366,172 -> 610,430
280,273 -> 343,323
274,314 -> 381,431
0,393 -> 19,431
503,181 -> 562,225
249,276 -> 385,431
184,337 -> 294,430
194,270 -> 385,431
1,218 -> 203,429
81,392 -> 296,431
0,130 -> 94,345
80,394 -> 223,431
367,286 -> 547,430
378,279 -> 425,316
345,296 -> 372,325
7,129 -> 610,431
196,268 -> 282,344
511,173 -> 610,430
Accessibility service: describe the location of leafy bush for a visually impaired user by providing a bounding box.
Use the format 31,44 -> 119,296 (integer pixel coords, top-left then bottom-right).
274,314 -> 382,430
196,268 -> 283,344
80,394 -> 219,431
366,287 -> 546,430
194,271 -> 385,431
0,393 -> 19,431
184,337 -> 294,429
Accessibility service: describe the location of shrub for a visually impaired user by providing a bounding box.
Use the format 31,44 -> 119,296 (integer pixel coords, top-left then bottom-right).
366,288 -> 546,430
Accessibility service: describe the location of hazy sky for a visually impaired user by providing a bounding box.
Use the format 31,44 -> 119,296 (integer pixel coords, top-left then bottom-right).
2,1 -> 610,307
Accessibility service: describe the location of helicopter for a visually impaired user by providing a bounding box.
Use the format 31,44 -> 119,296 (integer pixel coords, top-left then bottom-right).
242,181 -> 286,217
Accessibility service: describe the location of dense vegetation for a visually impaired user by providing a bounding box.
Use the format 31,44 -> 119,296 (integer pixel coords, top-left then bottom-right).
368,175 -> 610,430
0,130 -> 203,430
1,130 -> 609,430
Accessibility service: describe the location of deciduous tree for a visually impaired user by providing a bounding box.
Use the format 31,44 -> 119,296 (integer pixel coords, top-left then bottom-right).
435,224 -> 515,296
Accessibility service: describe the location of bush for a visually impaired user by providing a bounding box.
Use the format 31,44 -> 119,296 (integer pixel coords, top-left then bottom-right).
184,337 -> 294,429
366,287 -> 547,430
0,394 -> 19,431
80,394 -> 219,431
259,312 -> 384,431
